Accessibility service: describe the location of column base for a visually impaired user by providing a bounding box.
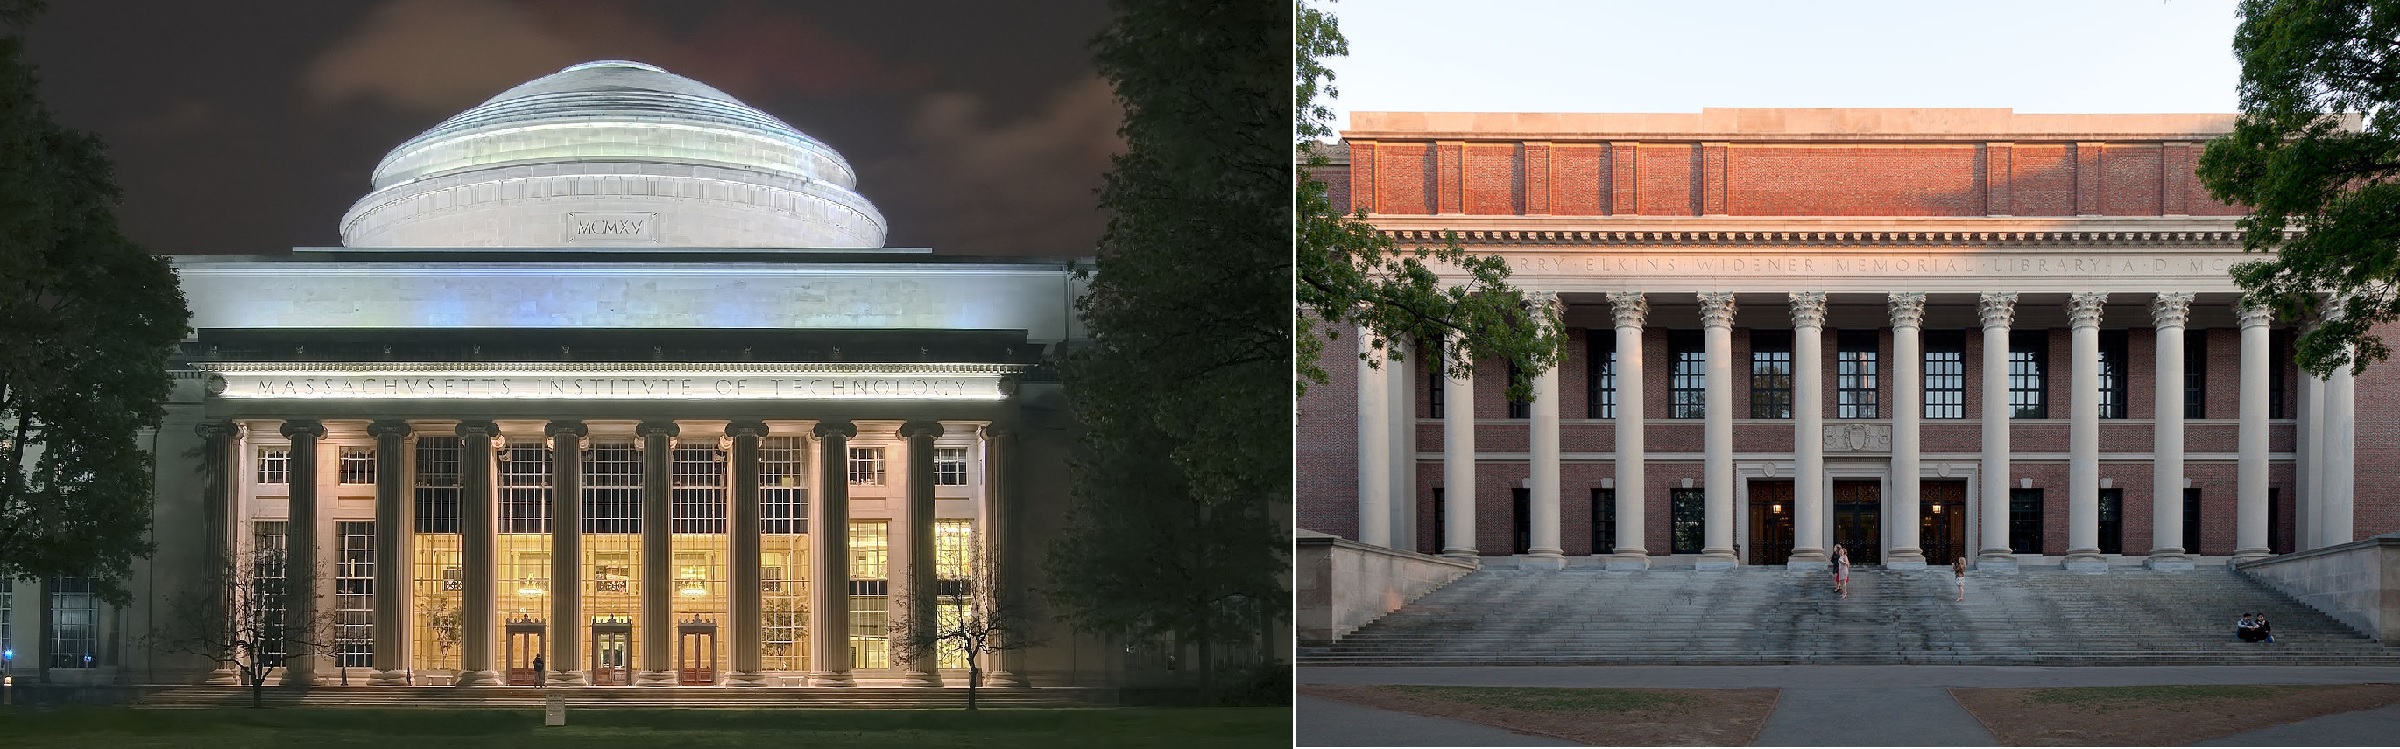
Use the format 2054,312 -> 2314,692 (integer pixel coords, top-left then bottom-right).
454,670 -> 503,687
204,667 -> 241,686
990,670 -> 1029,688
2145,553 -> 2195,571
811,671 -> 856,688
367,669 -> 411,687
1786,560 -> 1829,574
1604,551 -> 1651,571
2230,548 -> 2273,564
1975,551 -> 2020,572
1440,548 -> 1482,563
632,670 -> 676,687
545,670 -> 589,687
1884,550 -> 1927,570
901,670 -> 944,688
726,671 -> 769,687
2062,551 -> 2108,573
1519,551 -> 1567,570
1787,548 -> 1828,565
1694,551 -> 1739,571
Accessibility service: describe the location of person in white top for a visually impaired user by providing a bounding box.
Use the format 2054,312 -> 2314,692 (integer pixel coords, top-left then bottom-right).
1953,557 -> 1967,602
1834,545 -> 1851,599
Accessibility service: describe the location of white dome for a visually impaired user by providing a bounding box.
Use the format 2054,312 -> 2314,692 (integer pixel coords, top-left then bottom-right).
339,60 -> 886,249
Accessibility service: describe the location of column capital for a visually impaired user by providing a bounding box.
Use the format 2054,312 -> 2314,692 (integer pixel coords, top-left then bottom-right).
724,420 -> 769,439
454,420 -> 497,439
899,420 -> 945,439
1697,291 -> 1737,329
812,420 -> 858,439
279,419 -> 326,440
2150,291 -> 2195,329
2066,291 -> 2109,328
544,420 -> 588,438
1788,291 -> 1828,329
1608,291 -> 1649,328
979,422 -> 1009,440
2237,298 -> 2276,328
1887,292 -> 1928,330
367,420 -> 412,439
635,420 -> 680,438
196,420 -> 239,440
1978,292 -> 2019,328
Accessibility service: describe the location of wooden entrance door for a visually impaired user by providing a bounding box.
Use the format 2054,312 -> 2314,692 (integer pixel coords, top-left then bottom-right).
1833,480 -> 1881,564
1920,481 -> 1967,565
1749,480 -> 1795,565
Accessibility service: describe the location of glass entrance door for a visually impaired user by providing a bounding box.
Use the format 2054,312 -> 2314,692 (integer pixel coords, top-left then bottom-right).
1920,481 -> 1967,565
1748,480 -> 1795,565
590,623 -> 630,686
1833,480 -> 1881,564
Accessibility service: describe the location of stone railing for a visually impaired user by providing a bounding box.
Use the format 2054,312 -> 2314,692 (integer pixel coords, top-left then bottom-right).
2233,533 -> 2400,645
1296,529 -> 1478,646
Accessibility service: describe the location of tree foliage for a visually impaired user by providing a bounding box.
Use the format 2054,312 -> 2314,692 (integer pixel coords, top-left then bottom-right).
1294,2 -> 1561,399
0,1 -> 190,605
1045,0 -> 1288,702
2200,0 -> 2400,376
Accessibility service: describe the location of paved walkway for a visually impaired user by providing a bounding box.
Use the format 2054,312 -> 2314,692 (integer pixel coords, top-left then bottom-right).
1296,666 -> 2400,747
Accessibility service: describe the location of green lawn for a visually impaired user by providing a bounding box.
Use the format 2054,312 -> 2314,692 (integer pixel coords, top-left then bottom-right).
0,706 -> 1292,748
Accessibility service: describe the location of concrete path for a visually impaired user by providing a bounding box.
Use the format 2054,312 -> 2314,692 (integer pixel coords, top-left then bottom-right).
1296,694 -> 1576,747
1753,687 -> 1995,746
1301,664 -> 2400,689
2195,702 -> 2400,746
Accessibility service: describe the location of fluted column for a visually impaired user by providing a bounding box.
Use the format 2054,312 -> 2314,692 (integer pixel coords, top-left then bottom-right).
1440,331 -> 1478,558
1787,292 -> 1829,570
726,421 -> 768,686
366,420 -> 412,685
198,421 -> 242,685
277,420 -> 325,687
1356,330 -> 1392,548
1978,292 -> 2019,568
1887,293 -> 1928,569
980,424 -> 1027,686
634,420 -> 677,686
1607,292 -> 1651,570
1697,291 -> 1739,570
544,420 -> 587,686
2324,353 -> 2357,547
897,421 -> 945,686
810,421 -> 857,687
2149,293 -> 2196,570
1527,292 -> 1566,569
2233,302 -> 2274,561
454,420 -> 500,686
2064,292 -> 2108,571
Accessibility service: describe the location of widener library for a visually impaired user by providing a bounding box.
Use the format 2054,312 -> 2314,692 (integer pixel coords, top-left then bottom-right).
1300,109 -> 2396,571
3,61 -> 1154,690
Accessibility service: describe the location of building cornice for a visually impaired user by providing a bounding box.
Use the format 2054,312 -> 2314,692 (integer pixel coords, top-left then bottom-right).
1377,225 -> 2246,248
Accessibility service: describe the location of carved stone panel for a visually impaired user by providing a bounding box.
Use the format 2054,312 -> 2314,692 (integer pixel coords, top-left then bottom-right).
1822,423 -> 1893,453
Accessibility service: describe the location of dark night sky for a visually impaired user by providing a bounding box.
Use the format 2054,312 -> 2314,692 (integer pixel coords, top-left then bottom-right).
20,0 -> 1119,256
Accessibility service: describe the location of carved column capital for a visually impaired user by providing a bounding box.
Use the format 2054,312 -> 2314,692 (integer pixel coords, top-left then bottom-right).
2067,291 -> 2109,329
979,422 -> 1009,440
2150,291 -> 2195,329
812,420 -> 858,440
544,420 -> 588,439
898,420 -> 945,440
1887,292 -> 1928,330
366,420 -> 413,439
453,420 -> 497,439
1787,292 -> 1828,329
279,419 -> 326,440
724,420 -> 769,439
635,420 -> 680,439
1697,291 -> 1738,329
1978,292 -> 2019,329
196,420 -> 239,440
1607,291 -> 1649,329
2236,297 -> 2276,329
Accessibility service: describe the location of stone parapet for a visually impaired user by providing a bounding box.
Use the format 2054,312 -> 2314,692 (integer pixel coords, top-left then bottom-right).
1296,529 -> 1476,646
2234,534 -> 2400,645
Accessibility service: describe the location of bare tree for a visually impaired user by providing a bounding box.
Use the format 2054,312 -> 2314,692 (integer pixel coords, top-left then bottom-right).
887,547 -> 1044,710
151,544 -> 338,708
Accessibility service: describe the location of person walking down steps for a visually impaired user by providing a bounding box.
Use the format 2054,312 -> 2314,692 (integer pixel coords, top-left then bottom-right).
1953,557 -> 1967,602
1835,545 -> 1851,599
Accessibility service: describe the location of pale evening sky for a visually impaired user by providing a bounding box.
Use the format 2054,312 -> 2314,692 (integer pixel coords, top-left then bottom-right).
1322,0 -> 2245,132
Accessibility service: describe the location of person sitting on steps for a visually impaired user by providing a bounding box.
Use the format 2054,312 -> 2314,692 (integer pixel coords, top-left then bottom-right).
2236,613 -> 2263,642
2256,614 -> 2276,644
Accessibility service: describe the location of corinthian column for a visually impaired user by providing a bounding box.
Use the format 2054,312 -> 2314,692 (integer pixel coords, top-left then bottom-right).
2064,292 -> 2109,572
1787,292 -> 1829,570
1440,331 -> 1478,558
1526,292 -> 1567,569
366,420 -> 412,686
1887,293 -> 1928,569
1697,291 -> 1739,570
1978,292 -> 2020,569
545,420 -> 587,686
726,420 -> 768,686
2233,301 -> 2274,561
810,421 -> 857,687
2149,292 -> 2196,570
1608,292 -> 1651,570
455,419 -> 500,686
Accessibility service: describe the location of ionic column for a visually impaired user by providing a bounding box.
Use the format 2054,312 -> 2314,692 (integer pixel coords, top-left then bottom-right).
1887,293 -> 1928,569
2233,301 -> 2273,561
1978,292 -> 2020,568
1697,291 -> 1739,570
898,421 -> 945,687
366,420 -> 413,686
2064,292 -> 2108,571
197,421 -> 241,685
1356,330 -> 1392,548
1787,292 -> 1829,569
634,420 -> 677,686
278,419 -> 325,687
810,421 -> 857,687
1440,331 -> 1478,558
545,420 -> 588,686
980,424 -> 1028,686
455,420 -> 500,686
2149,293 -> 2196,570
2324,352 -> 2357,546
726,421 -> 768,686
1526,292 -> 1566,569
1607,292 -> 1651,570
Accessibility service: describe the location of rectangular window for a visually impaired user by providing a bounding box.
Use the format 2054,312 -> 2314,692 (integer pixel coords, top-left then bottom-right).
934,518 -> 975,669
2270,488 -> 2290,554
499,440 -> 552,535
1670,488 -> 1705,554
338,447 -> 375,485
848,520 -> 890,670
2098,330 -> 2129,419
761,436 -> 808,534
2098,488 -> 2124,554
1750,330 -> 1793,419
1511,488 -> 1531,555
2009,489 -> 2044,555
762,533 -> 810,672
1588,331 -> 1616,419
1592,488 -> 1616,554
1429,488 -> 1446,555
413,437 -> 461,534
2183,488 -> 2202,555
671,444 -> 728,534
251,521 -> 287,668
334,521 -> 374,669
2269,329 -> 2289,419
1427,337 -> 1445,419
935,447 -> 970,487
1923,330 -> 1965,419
2009,331 -> 2049,419
847,447 -> 886,486
582,440 -> 642,534
47,576 -> 96,669
1506,361 -> 1530,419
2185,330 -> 2208,419
257,448 -> 289,485
1670,330 -> 1706,419
1838,329 -> 1882,419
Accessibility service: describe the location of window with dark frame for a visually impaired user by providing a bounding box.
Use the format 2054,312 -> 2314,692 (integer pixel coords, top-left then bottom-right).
499,440 -> 553,534
935,447 -> 970,486
339,446 -> 375,485
1670,488 -> 1705,554
2270,329 -> 2289,419
2009,330 -> 2049,419
2008,488 -> 2044,554
1506,361 -> 1530,419
2182,488 -> 2202,555
250,522 -> 287,668
48,576 -> 97,669
2098,488 -> 2124,554
2185,330 -> 2207,419
1592,488 -> 1616,554
1588,331 -> 1616,419
1750,330 -> 1793,419
1923,330 -> 1965,419
672,443 -> 729,534
761,436 -> 808,534
413,436 -> 462,534
334,521 -> 374,668
1838,329 -> 1881,419
257,448 -> 289,485
2098,330 -> 2129,419
2270,488 -> 2289,554
1670,330 -> 1706,419
1429,488 -> 1445,555
582,440 -> 643,534
1511,488 -> 1532,554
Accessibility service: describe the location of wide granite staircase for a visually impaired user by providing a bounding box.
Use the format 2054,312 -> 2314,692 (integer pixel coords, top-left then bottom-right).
1303,565 -> 2400,666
